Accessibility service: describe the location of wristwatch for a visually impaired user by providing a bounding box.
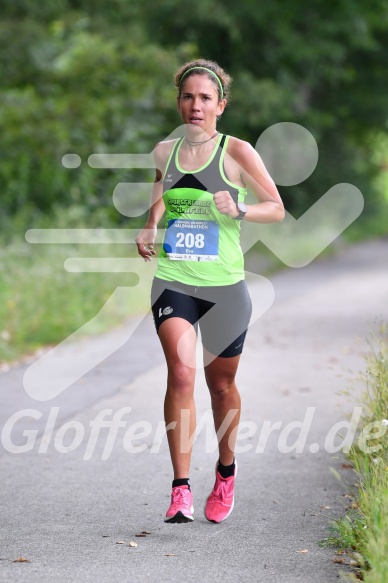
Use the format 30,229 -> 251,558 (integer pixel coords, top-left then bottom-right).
232,202 -> 247,220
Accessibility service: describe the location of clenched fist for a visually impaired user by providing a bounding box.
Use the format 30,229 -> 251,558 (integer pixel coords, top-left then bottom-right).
213,190 -> 238,218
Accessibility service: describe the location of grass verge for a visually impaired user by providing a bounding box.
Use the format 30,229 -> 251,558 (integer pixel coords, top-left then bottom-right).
0,207 -> 154,364
320,323 -> 388,581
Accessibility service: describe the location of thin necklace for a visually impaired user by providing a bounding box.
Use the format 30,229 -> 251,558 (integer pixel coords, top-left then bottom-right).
184,131 -> 219,146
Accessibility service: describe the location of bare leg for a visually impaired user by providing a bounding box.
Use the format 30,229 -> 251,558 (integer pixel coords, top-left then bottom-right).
158,318 -> 197,479
204,351 -> 241,466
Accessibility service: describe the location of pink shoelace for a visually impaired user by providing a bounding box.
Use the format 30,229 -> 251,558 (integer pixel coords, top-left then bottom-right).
171,487 -> 190,506
209,476 -> 233,506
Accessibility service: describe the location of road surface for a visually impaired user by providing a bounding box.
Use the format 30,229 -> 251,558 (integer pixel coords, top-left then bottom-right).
1,238 -> 387,582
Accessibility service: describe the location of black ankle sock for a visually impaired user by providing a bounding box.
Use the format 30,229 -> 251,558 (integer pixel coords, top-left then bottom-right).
172,478 -> 190,490
218,459 -> 235,479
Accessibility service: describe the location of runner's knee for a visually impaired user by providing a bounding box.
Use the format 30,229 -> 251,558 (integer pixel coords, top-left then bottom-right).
205,375 -> 236,400
167,363 -> 195,398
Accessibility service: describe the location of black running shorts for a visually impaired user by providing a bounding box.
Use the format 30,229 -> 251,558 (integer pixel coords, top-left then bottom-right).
151,277 -> 252,358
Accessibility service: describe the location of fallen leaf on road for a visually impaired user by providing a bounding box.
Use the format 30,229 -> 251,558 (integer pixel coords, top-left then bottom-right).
13,557 -> 31,563
135,531 -> 151,537
128,542 -> 138,547
296,549 -> 309,554
319,505 -> 331,509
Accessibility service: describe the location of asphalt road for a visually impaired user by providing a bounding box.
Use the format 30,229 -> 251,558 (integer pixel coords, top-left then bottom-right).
1,238 -> 387,583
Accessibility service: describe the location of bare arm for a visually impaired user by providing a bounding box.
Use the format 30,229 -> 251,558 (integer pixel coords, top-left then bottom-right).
213,138 -> 285,223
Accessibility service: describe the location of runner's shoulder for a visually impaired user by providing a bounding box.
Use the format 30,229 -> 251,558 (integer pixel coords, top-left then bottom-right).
225,135 -> 265,177
153,139 -> 179,171
225,135 -> 256,161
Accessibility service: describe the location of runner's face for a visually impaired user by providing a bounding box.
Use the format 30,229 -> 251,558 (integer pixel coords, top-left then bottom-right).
177,74 -> 226,134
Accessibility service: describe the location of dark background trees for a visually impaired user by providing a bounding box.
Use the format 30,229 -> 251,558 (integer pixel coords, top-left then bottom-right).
1,0 -> 387,232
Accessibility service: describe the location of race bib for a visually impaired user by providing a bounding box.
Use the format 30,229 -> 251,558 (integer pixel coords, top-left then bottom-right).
163,219 -> 219,261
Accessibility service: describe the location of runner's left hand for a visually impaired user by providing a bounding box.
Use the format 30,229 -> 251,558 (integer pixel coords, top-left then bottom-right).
213,191 -> 238,218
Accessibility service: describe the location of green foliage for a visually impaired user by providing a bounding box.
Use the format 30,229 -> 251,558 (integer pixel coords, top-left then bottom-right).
0,0 -> 387,224
322,512 -> 367,553
0,7 -> 194,222
0,205 -> 151,362
321,325 -> 388,581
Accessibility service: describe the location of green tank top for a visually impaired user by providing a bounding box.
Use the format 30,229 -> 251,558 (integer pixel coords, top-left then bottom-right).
155,134 -> 247,286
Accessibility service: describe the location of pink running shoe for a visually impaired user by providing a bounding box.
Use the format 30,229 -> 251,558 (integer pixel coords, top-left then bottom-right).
165,486 -> 194,523
204,461 -> 237,523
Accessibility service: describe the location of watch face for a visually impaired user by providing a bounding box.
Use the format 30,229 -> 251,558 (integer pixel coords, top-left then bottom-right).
233,202 -> 247,220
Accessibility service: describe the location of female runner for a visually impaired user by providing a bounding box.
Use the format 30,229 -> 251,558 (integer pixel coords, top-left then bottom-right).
136,58 -> 284,523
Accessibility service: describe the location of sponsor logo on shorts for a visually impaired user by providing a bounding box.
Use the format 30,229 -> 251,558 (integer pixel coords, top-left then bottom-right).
159,306 -> 173,317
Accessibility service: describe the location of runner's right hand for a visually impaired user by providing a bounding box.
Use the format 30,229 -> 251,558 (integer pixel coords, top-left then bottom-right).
136,226 -> 157,261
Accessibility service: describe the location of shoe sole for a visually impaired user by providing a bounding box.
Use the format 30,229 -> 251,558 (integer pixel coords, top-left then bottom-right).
204,460 -> 238,523
164,510 -> 194,524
